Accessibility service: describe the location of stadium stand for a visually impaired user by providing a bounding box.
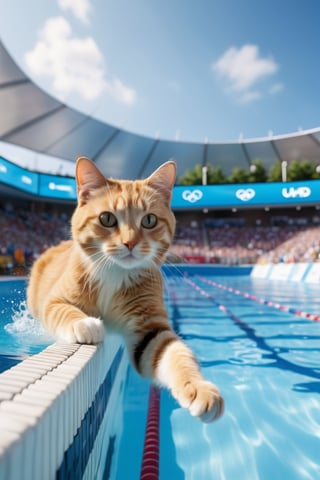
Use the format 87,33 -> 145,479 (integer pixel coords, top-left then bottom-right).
2,199 -> 320,274
0,201 -> 71,274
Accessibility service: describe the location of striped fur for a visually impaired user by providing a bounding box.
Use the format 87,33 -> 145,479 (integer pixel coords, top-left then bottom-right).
27,156 -> 223,422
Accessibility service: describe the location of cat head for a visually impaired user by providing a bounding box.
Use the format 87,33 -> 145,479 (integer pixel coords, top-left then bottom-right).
71,156 -> 176,271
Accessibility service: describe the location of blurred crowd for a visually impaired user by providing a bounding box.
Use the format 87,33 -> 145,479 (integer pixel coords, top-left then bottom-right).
1,201 -> 320,274
0,202 -> 70,274
171,223 -> 320,265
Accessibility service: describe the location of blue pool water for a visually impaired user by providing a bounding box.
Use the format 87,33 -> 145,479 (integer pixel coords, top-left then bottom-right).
1,272 -> 320,479
117,272 -> 320,480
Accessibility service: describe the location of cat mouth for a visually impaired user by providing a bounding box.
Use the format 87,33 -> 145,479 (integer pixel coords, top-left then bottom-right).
114,251 -> 153,269
122,250 -> 137,261
114,252 -> 142,268
124,255 -> 136,264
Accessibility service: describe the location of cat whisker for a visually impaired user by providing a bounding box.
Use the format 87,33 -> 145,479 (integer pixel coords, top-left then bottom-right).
91,254 -> 113,279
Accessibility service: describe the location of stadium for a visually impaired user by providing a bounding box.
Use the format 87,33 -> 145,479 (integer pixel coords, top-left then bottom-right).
2,33 -> 320,272
0,37 -> 319,480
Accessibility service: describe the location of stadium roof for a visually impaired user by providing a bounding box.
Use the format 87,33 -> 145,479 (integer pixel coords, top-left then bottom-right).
1,40 -> 320,181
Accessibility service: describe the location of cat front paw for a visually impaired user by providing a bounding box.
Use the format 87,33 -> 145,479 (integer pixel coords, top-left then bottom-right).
175,380 -> 224,423
60,317 -> 105,344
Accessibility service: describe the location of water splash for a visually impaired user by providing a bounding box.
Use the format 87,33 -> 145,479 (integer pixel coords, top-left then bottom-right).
4,300 -> 54,345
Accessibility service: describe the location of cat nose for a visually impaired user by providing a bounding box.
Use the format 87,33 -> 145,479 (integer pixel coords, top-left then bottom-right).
123,241 -> 136,251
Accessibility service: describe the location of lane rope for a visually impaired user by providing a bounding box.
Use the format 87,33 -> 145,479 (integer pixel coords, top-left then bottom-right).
140,385 -> 160,480
183,275 -> 320,381
196,275 -> 320,322
183,275 -> 237,319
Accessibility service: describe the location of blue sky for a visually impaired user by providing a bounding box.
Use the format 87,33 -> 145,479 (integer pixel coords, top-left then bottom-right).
1,0 -> 320,143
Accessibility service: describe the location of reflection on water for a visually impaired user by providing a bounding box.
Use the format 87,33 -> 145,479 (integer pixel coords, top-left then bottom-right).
171,369 -> 320,480
165,275 -> 320,480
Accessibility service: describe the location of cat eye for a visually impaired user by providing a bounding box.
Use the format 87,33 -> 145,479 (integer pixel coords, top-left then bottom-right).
141,214 -> 157,229
99,212 -> 117,228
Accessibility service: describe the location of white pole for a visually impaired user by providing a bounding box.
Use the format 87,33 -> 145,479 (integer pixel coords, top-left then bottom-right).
202,166 -> 208,185
281,161 -> 287,182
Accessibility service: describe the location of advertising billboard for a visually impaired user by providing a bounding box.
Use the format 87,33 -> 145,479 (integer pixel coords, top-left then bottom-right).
2,155 -> 320,209
0,156 -> 38,195
39,174 -> 76,200
172,181 -> 320,209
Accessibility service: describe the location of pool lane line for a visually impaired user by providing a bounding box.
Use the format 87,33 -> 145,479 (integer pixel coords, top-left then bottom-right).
196,275 -> 320,322
183,276 -> 320,381
140,385 -> 160,480
183,276 -> 243,319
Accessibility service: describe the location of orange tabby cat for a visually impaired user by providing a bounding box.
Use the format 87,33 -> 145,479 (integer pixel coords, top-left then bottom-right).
27,157 -> 223,422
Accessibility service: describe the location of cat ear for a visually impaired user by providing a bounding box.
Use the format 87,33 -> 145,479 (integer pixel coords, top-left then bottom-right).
76,156 -> 106,204
146,161 -> 176,201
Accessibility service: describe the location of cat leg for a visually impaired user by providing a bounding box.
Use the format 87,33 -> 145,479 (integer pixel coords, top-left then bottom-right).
43,300 -> 105,344
156,338 -> 224,422
133,329 -> 224,422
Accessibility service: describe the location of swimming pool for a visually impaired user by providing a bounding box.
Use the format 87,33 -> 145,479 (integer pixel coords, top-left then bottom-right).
116,270 -> 320,480
1,269 -> 320,479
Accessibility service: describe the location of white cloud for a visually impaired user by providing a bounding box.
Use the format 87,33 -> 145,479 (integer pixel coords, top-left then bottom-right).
25,17 -> 104,100
58,0 -> 91,24
24,16 -> 136,106
212,44 -> 279,103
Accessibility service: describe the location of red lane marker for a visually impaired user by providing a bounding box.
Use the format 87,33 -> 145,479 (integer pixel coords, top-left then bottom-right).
197,275 -> 320,322
140,385 -> 160,480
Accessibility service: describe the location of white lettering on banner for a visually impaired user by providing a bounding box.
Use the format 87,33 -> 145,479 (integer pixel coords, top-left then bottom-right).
49,182 -> 74,193
21,175 -> 32,185
0,163 -> 7,173
235,188 -> 255,202
282,186 -> 311,199
182,189 -> 203,203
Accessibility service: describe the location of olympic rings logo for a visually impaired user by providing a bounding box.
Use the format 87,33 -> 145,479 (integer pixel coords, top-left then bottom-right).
182,189 -> 203,203
235,188 -> 255,202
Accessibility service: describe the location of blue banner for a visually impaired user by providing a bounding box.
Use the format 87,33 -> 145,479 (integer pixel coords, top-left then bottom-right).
39,174 -> 76,199
172,181 -> 320,209
0,156 -> 38,195
2,155 -> 320,208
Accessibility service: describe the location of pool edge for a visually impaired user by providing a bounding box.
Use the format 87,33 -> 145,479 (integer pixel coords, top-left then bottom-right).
0,335 -> 128,480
